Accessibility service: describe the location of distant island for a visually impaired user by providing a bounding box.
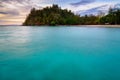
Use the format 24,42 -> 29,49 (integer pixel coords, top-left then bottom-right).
23,4 -> 120,26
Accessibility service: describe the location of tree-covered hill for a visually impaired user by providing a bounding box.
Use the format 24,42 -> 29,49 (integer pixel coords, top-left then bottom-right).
23,4 -> 81,26
23,4 -> 120,26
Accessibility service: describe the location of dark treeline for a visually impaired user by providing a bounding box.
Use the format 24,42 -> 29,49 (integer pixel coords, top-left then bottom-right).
100,8 -> 120,24
23,4 -> 120,26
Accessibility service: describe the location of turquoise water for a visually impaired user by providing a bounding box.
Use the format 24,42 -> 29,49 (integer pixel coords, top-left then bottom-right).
0,26 -> 120,80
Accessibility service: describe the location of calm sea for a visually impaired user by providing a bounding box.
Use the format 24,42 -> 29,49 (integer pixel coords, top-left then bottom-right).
0,26 -> 120,80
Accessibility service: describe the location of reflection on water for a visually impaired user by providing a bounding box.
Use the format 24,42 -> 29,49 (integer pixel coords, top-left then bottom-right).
0,26 -> 120,80
0,27 -> 31,44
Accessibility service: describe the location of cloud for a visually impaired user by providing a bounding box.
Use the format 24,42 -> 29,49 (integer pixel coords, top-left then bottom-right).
76,4 -> 110,16
0,4 -> 4,7
0,12 -> 8,14
0,0 -> 30,3
0,0 -> 44,25
0,0 -> 39,25
70,0 -> 95,7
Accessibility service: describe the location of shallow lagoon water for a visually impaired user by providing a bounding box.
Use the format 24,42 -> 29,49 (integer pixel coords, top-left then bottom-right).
0,26 -> 120,80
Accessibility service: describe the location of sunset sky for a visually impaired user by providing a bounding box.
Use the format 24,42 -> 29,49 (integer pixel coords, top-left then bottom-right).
0,0 -> 120,25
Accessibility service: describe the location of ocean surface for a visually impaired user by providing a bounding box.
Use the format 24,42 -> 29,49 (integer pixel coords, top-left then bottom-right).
0,26 -> 120,80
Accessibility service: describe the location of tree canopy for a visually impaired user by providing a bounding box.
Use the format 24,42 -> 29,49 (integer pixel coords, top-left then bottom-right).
99,8 -> 120,24
23,4 -> 81,26
23,4 -> 120,26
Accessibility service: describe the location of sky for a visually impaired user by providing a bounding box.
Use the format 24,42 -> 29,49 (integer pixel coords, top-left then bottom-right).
0,0 -> 120,25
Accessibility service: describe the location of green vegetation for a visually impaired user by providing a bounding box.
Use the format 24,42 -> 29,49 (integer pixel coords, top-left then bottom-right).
99,8 -> 120,24
23,4 -> 80,26
23,4 -> 120,26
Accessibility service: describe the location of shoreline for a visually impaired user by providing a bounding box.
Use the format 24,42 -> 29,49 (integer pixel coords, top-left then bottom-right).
73,25 -> 120,28
1,25 -> 120,28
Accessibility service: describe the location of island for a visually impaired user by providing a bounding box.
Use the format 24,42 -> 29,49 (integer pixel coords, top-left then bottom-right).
23,4 -> 120,26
